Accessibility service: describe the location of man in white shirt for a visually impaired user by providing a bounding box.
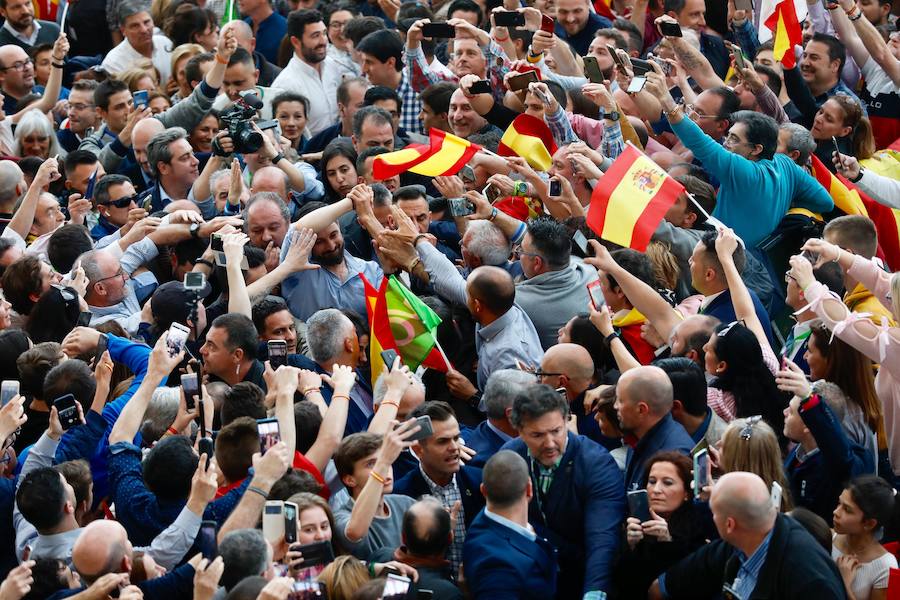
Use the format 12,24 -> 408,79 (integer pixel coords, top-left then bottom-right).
101,0 -> 173,85
272,8 -> 342,136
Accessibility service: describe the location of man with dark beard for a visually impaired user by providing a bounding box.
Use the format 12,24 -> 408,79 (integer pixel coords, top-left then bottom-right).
278,191 -> 384,322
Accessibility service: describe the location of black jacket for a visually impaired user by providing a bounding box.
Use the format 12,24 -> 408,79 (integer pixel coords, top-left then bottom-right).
662,513 -> 847,599
393,465 -> 485,529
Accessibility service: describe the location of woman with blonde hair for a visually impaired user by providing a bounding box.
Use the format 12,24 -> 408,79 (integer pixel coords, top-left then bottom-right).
317,556 -> 371,600
168,43 -> 204,100
117,61 -> 160,93
719,416 -> 793,511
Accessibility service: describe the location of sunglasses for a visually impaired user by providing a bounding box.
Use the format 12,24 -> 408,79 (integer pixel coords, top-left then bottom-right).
740,415 -> 763,441
99,194 -> 138,209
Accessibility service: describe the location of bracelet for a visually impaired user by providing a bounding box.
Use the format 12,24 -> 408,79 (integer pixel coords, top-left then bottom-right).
664,104 -> 683,119
52,61 -> 65,68
513,181 -> 529,196
332,394 -> 351,403
526,51 -> 542,64
413,233 -> 429,246
494,35 -> 509,42
195,258 -> 215,269
843,2 -> 859,14
272,152 -> 285,164
406,256 -> 421,273
833,248 -> 843,264
488,207 -> 499,221
849,167 -> 865,183
214,52 -> 229,64
247,485 -> 269,499
849,9 -> 863,20
369,471 -> 386,484
380,400 -> 400,409
302,387 -> 321,396
167,426 -> 179,435
605,332 -> 619,344
367,561 -> 377,578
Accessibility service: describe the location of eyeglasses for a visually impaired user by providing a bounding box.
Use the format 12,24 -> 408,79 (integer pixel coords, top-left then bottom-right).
329,20 -> 349,29
685,104 -> 719,120
1,58 -> 32,72
740,415 -> 763,440
93,267 -> 127,285
99,194 -> 138,209
512,244 -> 542,260
534,370 -> 563,380
69,103 -> 95,111
718,319 -> 745,339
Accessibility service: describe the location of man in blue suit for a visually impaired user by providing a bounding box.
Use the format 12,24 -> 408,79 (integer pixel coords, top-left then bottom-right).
393,401 -> 484,575
502,385 -> 625,599
616,366 -> 695,492
463,450 -> 557,600
691,231 -> 775,346
465,369 -> 532,468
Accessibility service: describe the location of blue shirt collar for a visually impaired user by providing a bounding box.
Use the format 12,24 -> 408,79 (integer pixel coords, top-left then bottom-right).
737,526 -> 774,575
691,408 -> 714,444
484,508 -> 536,541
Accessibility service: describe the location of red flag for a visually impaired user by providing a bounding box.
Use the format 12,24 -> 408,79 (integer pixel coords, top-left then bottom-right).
593,0 -> 616,20
373,129 -> 481,180
763,0 -> 802,68
497,113 -> 558,171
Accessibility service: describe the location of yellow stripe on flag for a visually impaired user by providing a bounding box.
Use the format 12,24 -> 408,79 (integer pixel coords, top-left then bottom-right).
773,10 -> 790,61
377,147 -> 429,166
600,156 -> 668,246
408,134 -> 471,176
500,126 -> 552,171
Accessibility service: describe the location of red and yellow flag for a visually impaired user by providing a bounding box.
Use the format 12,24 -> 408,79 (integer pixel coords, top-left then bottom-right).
762,0 -> 803,68
373,129 -> 481,180
497,113 -> 557,172
493,195 -> 544,222
593,0 -> 616,20
586,145 -> 683,252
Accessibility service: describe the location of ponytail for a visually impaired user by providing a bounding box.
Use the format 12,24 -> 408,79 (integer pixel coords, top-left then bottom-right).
852,116 -> 876,161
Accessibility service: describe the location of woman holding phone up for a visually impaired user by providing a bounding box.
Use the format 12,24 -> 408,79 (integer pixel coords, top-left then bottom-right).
614,451 -> 714,598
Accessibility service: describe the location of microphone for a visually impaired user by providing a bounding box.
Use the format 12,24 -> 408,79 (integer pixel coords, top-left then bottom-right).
238,90 -> 263,109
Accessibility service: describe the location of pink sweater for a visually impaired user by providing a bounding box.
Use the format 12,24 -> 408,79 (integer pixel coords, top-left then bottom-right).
804,255 -> 900,474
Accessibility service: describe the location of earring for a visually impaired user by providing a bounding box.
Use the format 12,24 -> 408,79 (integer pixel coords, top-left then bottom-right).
235,363 -> 240,375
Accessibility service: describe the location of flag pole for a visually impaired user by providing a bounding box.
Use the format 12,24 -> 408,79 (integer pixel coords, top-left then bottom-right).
685,191 -> 712,222
432,337 -> 453,370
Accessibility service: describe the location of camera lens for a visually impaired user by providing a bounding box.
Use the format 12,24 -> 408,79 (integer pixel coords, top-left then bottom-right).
237,126 -> 263,153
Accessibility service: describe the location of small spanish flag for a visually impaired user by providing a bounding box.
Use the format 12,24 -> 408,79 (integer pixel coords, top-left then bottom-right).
497,113 -> 557,172
372,129 -> 481,180
593,0 -> 615,20
586,144 -> 682,252
760,0 -> 803,68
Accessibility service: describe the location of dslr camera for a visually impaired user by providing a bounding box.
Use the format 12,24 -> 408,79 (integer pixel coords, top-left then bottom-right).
213,91 -> 265,155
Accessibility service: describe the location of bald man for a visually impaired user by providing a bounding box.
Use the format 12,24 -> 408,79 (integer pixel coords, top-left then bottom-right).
221,20 -> 282,87
123,118 -> 166,192
539,343 -> 604,443
615,366 -> 693,491
650,472 -> 847,599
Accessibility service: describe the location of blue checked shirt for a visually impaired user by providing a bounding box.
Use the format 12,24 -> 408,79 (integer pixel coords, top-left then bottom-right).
420,467 -> 465,575
405,41 -> 512,105
729,527 -> 773,599
545,104 -> 625,160
398,70 -> 425,136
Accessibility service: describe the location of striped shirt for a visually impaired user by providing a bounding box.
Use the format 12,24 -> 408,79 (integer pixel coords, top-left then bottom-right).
730,528 -> 773,600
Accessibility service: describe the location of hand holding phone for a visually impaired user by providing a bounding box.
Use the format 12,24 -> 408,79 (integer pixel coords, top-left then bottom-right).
54,394 -> 81,431
421,22 -> 455,38
257,418 -> 281,454
627,489 -> 652,522
268,340 -> 288,369
468,79 -> 492,95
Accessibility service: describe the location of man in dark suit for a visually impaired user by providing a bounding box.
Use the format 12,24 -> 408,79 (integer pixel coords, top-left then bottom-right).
691,230 -> 774,345
393,401 -> 484,575
650,472 -> 847,599
616,366 -> 694,492
465,369 -> 531,468
0,0 -> 59,51
463,450 -> 557,600
503,385 -> 625,600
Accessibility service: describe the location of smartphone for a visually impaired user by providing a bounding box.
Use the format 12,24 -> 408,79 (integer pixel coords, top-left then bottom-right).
573,231 -> 590,257
262,501 -> 285,544
198,436 -> 213,469
382,574 -> 412,600
659,20 -> 682,37
198,399 -> 208,438
540,14 -> 554,33
549,178 -> 562,197
284,501 -> 298,544
607,44 -> 625,69
582,56 -> 605,84
627,489 -> 652,522
132,90 -> 149,109
448,197 -> 475,217
693,448 -> 710,498
290,540 -> 335,568
257,417 -> 280,454
54,394 -> 80,431
183,271 -> 206,291
494,10 -> 525,27
507,70 -> 539,92
771,481 -> 783,510
268,340 -> 288,369
84,168 -> 98,201
76,311 -> 92,327
626,76 -> 647,93
630,58 -> 652,76
94,333 -> 108,365
587,280 -> 604,311
0,381 -> 19,407
483,183 -> 502,204
404,415 -> 434,442
459,165 -> 476,184
468,79 -> 492,95
380,348 -> 400,371
832,136 -> 844,168
649,54 -> 672,76
198,520 -> 218,560
181,372 -> 199,411
726,42 -> 747,70
211,233 -> 224,252
801,249 -> 820,265
166,323 -> 190,358
421,22 -> 455,38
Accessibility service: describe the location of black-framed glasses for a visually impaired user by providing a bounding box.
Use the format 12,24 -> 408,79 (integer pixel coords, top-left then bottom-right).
534,370 -> 563,380
740,415 -> 763,440
92,267 -> 127,285
512,244 -> 542,259
99,194 -> 138,209
1,58 -> 32,72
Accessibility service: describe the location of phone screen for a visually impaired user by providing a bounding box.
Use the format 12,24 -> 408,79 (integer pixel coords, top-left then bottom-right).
573,231 -> 589,256
549,179 -> 562,197
382,574 -> 412,600
268,340 -> 288,369
284,502 -> 298,544
493,10 -> 524,27
198,521 -> 218,559
166,323 -> 190,358
421,22 -> 455,38
508,70 -> 538,92
626,76 -> 647,94
258,418 -> 280,454
182,373 -> 199,411
693,449 -> 709,498
587,280 -> 604,311
54,394 -> 79,431
1,381 -> 19,407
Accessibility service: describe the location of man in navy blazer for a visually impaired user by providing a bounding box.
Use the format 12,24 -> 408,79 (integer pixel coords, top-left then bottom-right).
691,231 -> 774,345
463,450 -> 557,600
393,402 -> 485,574
465,369 -> 532,468
502,385 -> 625,599
616,366 -> 695,492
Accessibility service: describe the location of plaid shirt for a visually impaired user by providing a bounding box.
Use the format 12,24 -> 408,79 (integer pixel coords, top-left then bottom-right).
546,105 -> 625,161
420,467 -> 465,575
405,40 -> 512,105
398,70 -> 425,136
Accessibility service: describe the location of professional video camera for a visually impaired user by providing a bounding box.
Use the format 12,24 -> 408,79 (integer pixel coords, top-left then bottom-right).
212,90 -> 264,155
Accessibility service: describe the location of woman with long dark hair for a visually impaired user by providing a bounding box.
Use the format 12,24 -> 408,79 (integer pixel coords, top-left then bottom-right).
320,140 -> 358,204
25,285 -> 82,344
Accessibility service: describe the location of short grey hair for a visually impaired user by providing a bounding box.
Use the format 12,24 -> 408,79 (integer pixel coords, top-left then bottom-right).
209,168 -> 232,194
219,529 -> 270,591
139,386 -> 180,444
244,191 -> 290,226
117,0 -> 151,27
371,183 -> 391,209
464,221 -> 510,266
374,369 -> 424,405
76,249 -> 106,284
14,109 -> 63,159
483,369 -> 534,420
146,127 -> 188,179
779,122 -> 816,166
306,309 -> 354,363
0,161 -> 22,207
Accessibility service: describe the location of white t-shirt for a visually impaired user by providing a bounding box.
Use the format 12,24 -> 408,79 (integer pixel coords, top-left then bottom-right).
101,35 -> 174,86
832,538 -> 898,600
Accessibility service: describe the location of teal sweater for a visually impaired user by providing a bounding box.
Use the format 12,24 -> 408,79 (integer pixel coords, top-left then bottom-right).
671,116 -> 833,247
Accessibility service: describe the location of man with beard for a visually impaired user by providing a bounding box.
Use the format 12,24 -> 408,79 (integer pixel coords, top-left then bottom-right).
279,188 -> 383,321
273,9 -> 343,137
0,0 -> 59,51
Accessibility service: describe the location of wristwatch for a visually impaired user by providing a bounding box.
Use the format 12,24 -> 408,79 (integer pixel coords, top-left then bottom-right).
599,108 -> 621,121
189,223 -> 201,238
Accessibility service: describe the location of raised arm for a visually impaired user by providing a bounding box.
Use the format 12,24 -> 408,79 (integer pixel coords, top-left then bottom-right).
715,228 -> 771,352
222,233 -> 252,318
293,197 -> 352,232
837,0 -> 900,85
658,17 -> 726,90
11,34 -> 68,123
6,159 -> 59,240
246,228 -> 319,300
367,359 -> 415,435
304,365 -> 355,471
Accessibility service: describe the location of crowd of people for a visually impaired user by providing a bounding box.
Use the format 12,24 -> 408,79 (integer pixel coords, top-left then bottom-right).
0,0 -> 898,597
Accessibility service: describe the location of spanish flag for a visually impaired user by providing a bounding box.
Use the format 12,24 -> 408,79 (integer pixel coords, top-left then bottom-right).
372,129 -> 481,180
593,0 -> 616,21
493,195 -> 544,222
586,144 -> 682,252
759,0 -> 804,68
498,113 -> 557,172
810,154 -> 900,270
